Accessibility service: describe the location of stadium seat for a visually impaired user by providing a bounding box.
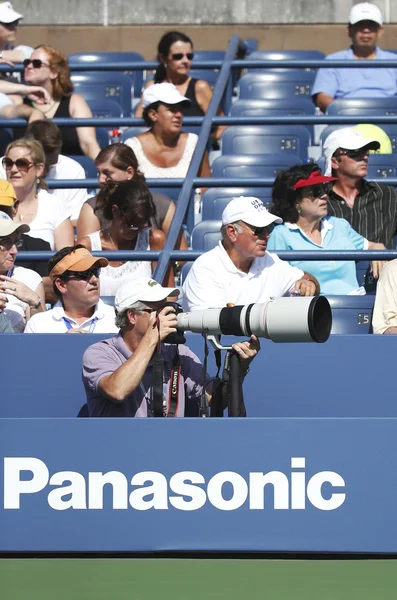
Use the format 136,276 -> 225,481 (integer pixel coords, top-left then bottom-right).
191,220 -> 222,251
211,154 -> 302,179
71,73 -> 133,115
69,52 -> 145,98
366,154 -> 397,178
201,187 -> 273,220
247,50 -> 325,72
96,127 -> 110,149
180,261 -> 194,285
69,155 -> 97,178
230,98 -> 316,138
328,294 -> 375,334
238,72 -> 316,100
0,128 -> 13,155
87,98 -> 124,118
100,296 -> 116,306
121,127 -> 149,142
326,98 -> 397,116
220,125 -> 311,161
188,69 -> 219,88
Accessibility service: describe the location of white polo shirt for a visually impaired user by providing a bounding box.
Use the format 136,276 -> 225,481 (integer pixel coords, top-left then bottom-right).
24,299 -> 118,334
0,154 -> 88,222
182,241 -> 305,311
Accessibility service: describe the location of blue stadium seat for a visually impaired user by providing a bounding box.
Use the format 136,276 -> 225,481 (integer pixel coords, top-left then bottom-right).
211,154 -> 302,179
230,98 -> 316,138
69,52 -> 145,98
366,154 -> 397,178
71,73 -> 133,115
220,125 -> 311,161
192,51 -> 226,62
247,50 -> 325,72
121,127 -> 149,142
0,128 -> 13,155
328,295 -> 375,334
96,127 -> 110,149
201,187 -> 273,220
180,261 -> 194,285
100,296 -> 115,306
69,155 -> 97,178
87,98 -> 124,118
191,220 -> 222,251
188,69 -> 219,88
238,72 -> 316,100
326,98 -> 397,116
320,124 -> 397,153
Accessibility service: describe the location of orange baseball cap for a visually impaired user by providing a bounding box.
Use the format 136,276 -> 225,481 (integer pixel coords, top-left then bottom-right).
0,180 -> 17,207
49,247 -> 108,282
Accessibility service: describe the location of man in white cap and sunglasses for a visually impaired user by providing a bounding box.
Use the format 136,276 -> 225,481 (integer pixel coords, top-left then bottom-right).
183,197 -> 319,312
0,2 -> 33,65
323,126 -> 397,249
312,3 -> 397,112
82,276 -> 260,417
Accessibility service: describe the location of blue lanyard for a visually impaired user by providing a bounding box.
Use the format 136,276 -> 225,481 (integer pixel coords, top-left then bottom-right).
63,316 -> 98,333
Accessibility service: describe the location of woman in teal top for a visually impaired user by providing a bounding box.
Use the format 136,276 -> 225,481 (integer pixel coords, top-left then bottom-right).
267,164 -> 386,295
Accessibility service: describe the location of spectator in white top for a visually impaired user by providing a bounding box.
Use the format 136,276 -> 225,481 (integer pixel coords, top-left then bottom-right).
0,210 -> 44,331
182,197 -> 320,311
372,259 -> 397,334
0,120 -> 88,225
3,138 -> 73,250
0,2 -> 33,64
25,245 -> 118,334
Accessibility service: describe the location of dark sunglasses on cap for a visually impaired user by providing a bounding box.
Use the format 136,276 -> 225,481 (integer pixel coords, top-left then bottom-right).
60,268 -> 101,281
23,58 -> 50,69
2,157 -> 34,172
336,147 -> 370,160
302,182 -> 334,199
0,236 -> 23,251
171,52 -> 194,61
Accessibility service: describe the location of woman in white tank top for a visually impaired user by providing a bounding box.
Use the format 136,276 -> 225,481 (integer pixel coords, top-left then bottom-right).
78,180 -> 174,297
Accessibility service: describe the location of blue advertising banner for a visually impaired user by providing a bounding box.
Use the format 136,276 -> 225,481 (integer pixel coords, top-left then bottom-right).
1,417 -> 397,553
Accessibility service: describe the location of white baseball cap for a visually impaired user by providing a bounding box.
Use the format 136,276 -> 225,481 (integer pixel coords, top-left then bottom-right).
0,210 -> 29,236
0,2 -> 23,23
222,197 -> 282,228
142,83 -> 191,109
323,127 -> 380,175
349,2 -> 382,26
115,277 -> 180,313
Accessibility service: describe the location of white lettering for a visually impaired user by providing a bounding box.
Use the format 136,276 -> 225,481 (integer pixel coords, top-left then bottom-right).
4,457 -> 49,509
129,471 -> 168,510
291,457 -> 306,510
207,472 -> 248,511
307,471 -> 346,511
249,472 -> 289,509
88,472 -> 128,510
169,471 -> 206,511
48,471 -> 87,510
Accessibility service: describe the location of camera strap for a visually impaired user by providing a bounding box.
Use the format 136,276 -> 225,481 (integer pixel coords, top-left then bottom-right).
199,332 -> 210,417
165,351 -> 181,417
152,351 -> 164,417
210,342 -> 225,418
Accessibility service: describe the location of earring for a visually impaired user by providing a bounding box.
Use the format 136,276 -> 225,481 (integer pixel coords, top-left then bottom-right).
296,205 -> 302,214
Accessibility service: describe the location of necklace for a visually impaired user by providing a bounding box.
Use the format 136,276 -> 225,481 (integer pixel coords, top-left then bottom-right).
32,100 -> 59,115
18,212 -> 35,221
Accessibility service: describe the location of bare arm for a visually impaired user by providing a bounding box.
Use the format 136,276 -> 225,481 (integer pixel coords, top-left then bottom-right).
134,79 -> 155,117
69,93 -> 101,159
0,104 -> 45,123
293,272 -> 320,296
161,201 -> 189,254
195,79 -> 226,140
53,218 -> 74,251
368,242 -> 387,279
2,49 -> 28,63
76,235 -> 92,250
313,92 -> 334,113
98,307 -> 178,402
76,201 -> 100,240
150,228 -> 175,288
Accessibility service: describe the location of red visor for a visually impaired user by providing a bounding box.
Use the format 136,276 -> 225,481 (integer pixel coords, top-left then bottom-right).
293,170 -> 337,190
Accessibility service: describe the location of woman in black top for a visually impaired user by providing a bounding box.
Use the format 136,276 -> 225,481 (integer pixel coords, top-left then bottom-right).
22,45 -> 100,158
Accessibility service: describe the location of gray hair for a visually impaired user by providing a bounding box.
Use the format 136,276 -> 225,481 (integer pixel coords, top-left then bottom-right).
115,300 -> 151,331
221,221 -> 243,238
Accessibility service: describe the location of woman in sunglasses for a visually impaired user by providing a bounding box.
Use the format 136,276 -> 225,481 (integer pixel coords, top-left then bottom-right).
4,138 -> 74,251
78,179 -> 174,297
21,45 -> 100,158
267,163 -> 386,295
0,211 -> 44,332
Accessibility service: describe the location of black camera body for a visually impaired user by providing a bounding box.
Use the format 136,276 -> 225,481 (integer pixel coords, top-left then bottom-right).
162,302 -> 186,345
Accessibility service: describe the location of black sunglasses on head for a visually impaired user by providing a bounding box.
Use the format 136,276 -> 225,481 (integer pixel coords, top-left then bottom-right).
171,52 -> 194,61
61,268 -> 101,281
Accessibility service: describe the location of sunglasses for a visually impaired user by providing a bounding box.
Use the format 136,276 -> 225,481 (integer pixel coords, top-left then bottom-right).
0,236 -> 23,251
2,157 -> 34,172
239,222 -> 270,237
23,58 -> 50,69
61,268 -> 101,281
171,52 -> 194,61
302,183 -> 334,199
121,211 -> 151,232
336,148 -> 369,160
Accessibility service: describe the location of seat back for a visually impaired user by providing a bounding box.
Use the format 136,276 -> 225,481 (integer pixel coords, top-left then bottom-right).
247,50 -> 325,72
238,72 -> 316,100
327,98 -> 397,116
328,295 -> 375,334
69,52 -> 145,98
220,125 -> 311,161
211,153 -> 302,178
71,72 -> 133,115
191,220 -> 222,251
69,155 -> 97,179
201,187 -> 273,220
121,128 -> 149,142
87,98 -> 124,118
366,153 -> 397,178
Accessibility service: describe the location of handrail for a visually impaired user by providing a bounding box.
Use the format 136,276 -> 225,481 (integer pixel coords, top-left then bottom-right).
152,34 -> 241,284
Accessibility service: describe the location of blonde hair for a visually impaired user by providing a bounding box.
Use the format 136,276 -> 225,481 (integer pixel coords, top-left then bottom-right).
35,45 -> 74,101
5,139 -> 48,190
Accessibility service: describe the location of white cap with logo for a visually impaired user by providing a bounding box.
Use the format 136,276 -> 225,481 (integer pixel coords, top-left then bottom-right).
115,277 -> 180,313
0,2 -> 23,23
221,197 -> 282,228
0,210 -> 29,236
322,127 -> 380,175
142,83 -> 191,109
349,2 -> 382,26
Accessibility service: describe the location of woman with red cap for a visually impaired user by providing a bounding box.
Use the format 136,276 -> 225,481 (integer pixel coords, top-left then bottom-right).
268,163 -> 386,295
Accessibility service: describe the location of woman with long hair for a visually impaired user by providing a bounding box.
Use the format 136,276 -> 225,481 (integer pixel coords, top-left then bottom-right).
77,179 -> 174,296
21,45 -> 100,158
4,138 -> 73,251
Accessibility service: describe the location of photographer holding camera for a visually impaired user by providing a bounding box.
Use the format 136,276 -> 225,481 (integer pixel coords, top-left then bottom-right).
82,277 -> 260,417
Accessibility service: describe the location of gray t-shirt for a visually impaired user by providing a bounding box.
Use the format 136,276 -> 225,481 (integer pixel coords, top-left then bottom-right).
82,334 -> 204,417
87,192 -> 172,232
0,312 -> 13,333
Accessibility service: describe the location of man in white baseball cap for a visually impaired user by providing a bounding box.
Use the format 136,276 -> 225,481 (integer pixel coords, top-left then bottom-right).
322,126 -> 397,249
312,3 -> 396,112
82,275 -> 261,417
0,2 -> 33,64
183,196 -> 319,312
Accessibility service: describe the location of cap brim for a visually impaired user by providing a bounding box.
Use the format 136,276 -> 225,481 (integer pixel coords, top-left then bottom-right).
244,214 -> 283,227
139,287 -> 180,302
0,222 -> 29,236
0,196 -> 15,207
67,256 -> 108,272
340,139 -> 380,151
0,11 -> 23,23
